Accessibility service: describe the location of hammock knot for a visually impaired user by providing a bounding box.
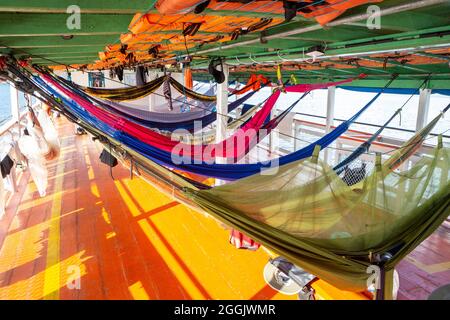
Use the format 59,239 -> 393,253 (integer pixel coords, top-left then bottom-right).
437,134 -> 443,149
311,145 -> 321,164
375,152 -> 382,171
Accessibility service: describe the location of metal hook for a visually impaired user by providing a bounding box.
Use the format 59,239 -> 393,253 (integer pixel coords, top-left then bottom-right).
235,56 -> 251,66
277,50 -> 289,62
249,53 -> 260,65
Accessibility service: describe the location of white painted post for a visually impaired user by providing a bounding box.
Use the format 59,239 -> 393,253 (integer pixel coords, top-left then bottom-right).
324,86 -> 336,162
293,120 -> 299,151
215,63 -> 229,159
148,71 -> 158,111
416,88 -> 431,131
234,80 -> 241,102
325,86 -> 336,133
215,63 -> 229,186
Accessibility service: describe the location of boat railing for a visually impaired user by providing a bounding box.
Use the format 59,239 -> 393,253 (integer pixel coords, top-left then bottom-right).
0,100 -> 42,199
251,108 -> 442,171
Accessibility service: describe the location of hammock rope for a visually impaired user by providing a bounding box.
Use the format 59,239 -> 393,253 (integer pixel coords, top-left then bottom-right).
334,76 -> 428,176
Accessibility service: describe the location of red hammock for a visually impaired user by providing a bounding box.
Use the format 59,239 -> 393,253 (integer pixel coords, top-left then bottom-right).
40,71 -> 364,162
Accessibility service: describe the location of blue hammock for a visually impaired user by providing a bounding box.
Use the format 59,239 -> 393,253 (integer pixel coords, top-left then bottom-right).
36,76 -> 393,181
340,86 -> 450,97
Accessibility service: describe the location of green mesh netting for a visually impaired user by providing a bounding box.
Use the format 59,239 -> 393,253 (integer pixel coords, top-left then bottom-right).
185,142 -> 450,291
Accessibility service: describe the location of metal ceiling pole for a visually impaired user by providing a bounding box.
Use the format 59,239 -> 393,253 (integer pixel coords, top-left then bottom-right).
194,0 -> 448,56
224,43 -> 450,66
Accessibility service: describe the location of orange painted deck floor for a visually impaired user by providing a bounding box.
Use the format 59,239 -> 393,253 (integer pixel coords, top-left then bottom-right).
0,119 -> 448,300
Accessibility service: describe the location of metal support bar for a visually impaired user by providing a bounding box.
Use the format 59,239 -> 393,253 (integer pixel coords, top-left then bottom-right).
416,88 -> 431,131
325,86 -> 336,133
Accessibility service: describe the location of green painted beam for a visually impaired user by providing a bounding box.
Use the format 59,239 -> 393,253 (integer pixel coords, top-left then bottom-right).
329,25 -> 450,49
0,0 -> 154,13
339,79 -> 450,90
194,63 -> 449,83
339,10 -> 450,33
188,28 -> 450,63
0,35 -> 119,49
185,2 -> 450,60
415,52 -> 450,61
221,34 -> 450,66
193,73 -> 450,90
4,45 -> 105,55
0,13 -> 133,36
326,34 -> 450,56
15,47 -> 98,58
32,54 -> 99,60
362,57 -> 430,73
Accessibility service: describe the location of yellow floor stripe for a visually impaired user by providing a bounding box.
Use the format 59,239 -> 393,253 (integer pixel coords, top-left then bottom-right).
129,281 -> 150,300
406,256 -> 450,274
43,138 -> 66,300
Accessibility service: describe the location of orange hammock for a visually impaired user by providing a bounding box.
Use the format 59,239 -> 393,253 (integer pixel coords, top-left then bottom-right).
154,0 -> 383,25
126,12 -> 282,35
184,66 -> 193,89
230,74 -> 271,95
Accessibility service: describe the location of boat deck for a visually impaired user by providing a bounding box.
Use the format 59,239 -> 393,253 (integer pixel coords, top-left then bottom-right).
0,118 -> 448,300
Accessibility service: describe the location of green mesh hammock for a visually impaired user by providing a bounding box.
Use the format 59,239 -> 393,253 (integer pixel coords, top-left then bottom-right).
184,137 -> 450,291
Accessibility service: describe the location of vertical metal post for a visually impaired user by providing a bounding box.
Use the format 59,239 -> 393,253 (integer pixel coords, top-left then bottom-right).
416,88 -> 431,131
233,80 -> 240,102
291,118 -> 296,152
215,62 -> 229,181
149,71 -> 158,111
324,86 -> 336,162
325,86 -> 336,133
